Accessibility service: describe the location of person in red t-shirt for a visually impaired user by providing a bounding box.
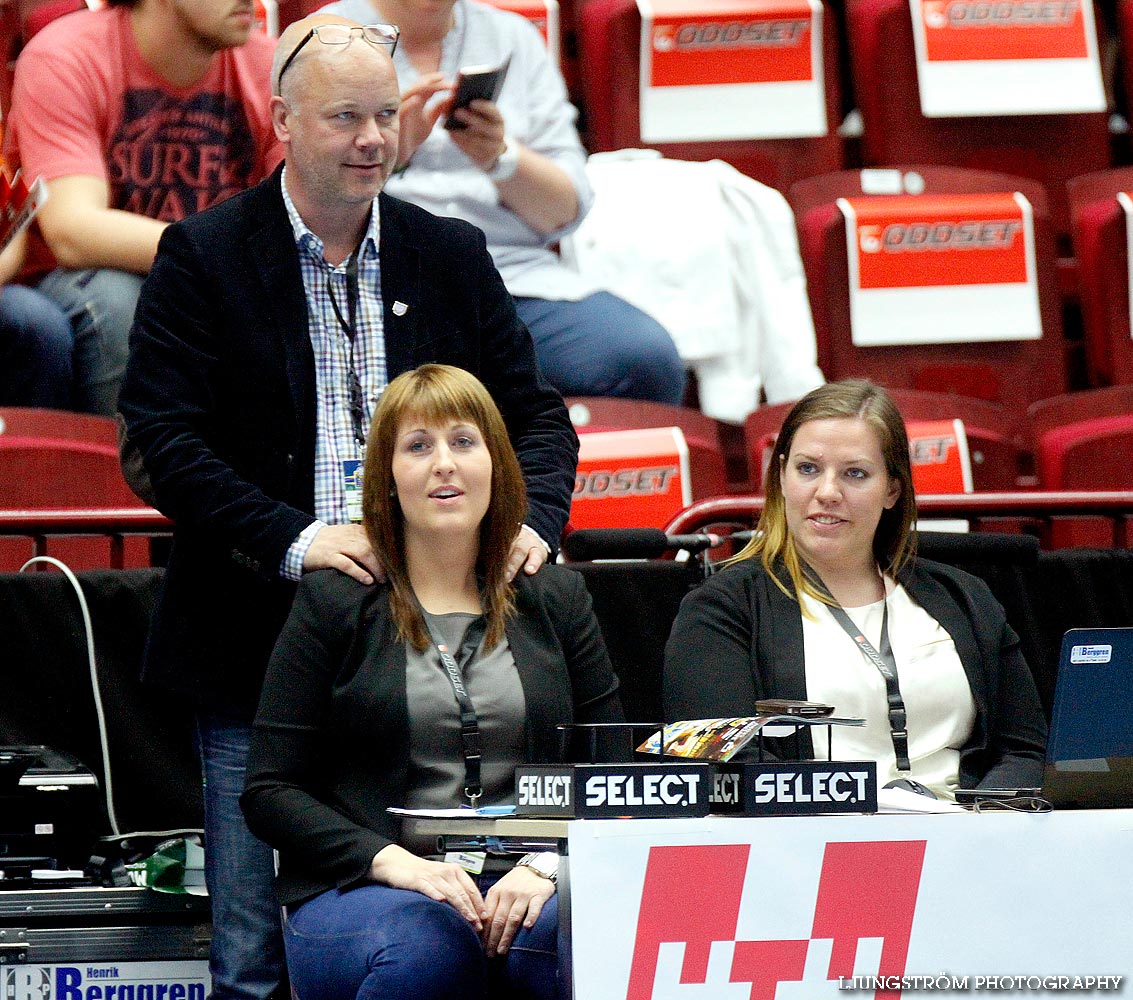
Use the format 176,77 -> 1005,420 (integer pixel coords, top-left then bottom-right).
5,0 -> 283,414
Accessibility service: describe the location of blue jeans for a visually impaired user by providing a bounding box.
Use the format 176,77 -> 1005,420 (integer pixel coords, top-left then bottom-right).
37,268 -> 144,415
0,284 -> 74,407
284,880 -> 559,1000
515,292 -> 685,405
196,714 -> 287,1000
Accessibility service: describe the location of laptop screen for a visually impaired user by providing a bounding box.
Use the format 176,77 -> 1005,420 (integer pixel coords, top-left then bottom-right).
1044,627 -> 1133,808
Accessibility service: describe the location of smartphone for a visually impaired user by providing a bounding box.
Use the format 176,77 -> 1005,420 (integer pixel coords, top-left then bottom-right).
954,787 -> 1041,803
444,56 -> 511,130
755,699 -> 834,718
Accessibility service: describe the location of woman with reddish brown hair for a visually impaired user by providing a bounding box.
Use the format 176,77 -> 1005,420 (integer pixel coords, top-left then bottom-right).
243,364 -> 621,1000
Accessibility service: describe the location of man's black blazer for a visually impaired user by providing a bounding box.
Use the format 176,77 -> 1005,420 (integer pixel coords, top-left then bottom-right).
119,167 -> 578,717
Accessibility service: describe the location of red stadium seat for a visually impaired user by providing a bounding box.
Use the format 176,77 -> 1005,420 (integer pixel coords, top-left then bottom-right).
844,0 -> 1111,243
743,389 -> 1030,492
23,0 -> 83,39
0,408 -> 151,570
565,396 -> 731,499
575,0 -> 844,194
1118,0 -> 1133,146
0,0 -> 82,115
1067,167 -> 1133,388
1028,387 -> 1133,545
1029,387 -> 1133,489
0,3 -> 18,118
788,167 -> 1066,417
740,400 -> 794,492
1035,414 -> 1133,490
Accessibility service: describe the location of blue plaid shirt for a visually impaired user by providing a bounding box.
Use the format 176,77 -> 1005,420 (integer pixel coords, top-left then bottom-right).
279,167 -> 388,580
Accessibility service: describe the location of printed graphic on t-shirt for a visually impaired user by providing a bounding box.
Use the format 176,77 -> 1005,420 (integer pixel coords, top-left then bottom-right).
108,89 -> 258,220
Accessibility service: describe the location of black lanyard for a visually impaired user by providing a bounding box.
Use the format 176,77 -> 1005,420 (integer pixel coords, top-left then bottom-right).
808,570 -> 912,773
425,614 -> 489,806
326,246 -> 367,450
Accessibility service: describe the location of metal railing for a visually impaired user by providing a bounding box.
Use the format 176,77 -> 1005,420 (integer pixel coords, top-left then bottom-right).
665,492 -> 1133,549
3,491 -> 1132,572
0,508 -> 172,569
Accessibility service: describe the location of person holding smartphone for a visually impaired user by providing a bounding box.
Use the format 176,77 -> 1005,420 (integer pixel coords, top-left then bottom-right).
663,380 -> 1047,800
318,0 -> 686,406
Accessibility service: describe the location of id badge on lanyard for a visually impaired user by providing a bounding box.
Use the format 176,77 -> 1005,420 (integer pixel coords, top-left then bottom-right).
343,459 -> 364,523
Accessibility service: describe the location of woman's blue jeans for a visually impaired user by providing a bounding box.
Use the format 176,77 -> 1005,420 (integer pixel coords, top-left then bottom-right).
283,879 -> 558,1000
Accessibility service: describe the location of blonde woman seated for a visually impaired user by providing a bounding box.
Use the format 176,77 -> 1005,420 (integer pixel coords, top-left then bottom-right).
664,380 -> 1046,799
242,364 -> 622,1000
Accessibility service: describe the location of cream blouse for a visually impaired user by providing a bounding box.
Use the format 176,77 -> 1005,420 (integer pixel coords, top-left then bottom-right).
799,577 -> 976,799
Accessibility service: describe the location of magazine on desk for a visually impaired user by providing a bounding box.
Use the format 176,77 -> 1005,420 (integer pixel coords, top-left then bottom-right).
637,718 -> 765,762
637,714 -> 866,762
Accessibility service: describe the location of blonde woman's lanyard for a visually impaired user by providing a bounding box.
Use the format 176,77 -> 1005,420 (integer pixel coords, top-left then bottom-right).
807,570 -> 912,773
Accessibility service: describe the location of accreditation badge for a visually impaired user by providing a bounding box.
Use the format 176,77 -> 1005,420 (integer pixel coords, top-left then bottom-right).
343,459 -> 364,523
445,850 -> 487,874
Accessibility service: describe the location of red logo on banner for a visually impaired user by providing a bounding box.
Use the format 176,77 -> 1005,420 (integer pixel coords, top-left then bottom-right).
907,419 -> 971,493
626,840 -> 927,1000
920,0 -> 1087,61
846,193 -> 1029,290
570,428 -> 690,530
648,0 -> 814,87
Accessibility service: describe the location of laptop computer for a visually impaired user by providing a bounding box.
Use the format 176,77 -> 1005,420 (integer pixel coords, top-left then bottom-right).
1043,627 -> 1133,809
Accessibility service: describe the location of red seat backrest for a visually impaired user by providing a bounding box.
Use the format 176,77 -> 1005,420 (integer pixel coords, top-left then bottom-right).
788,167 -> 1066,418
1067,167 -> 1133,388
845,0 -> 1111,242
23,0 -> 84,39
0,408 -> 152,571
1034,414 -> 1133,490
744,389 -> 1030,492
575,0 -> 844,194
0,408 -> 145,509
566,396 -> 730,500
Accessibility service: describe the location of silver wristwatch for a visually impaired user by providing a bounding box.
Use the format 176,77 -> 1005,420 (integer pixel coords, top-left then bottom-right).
516,851 -> 558,883
486,136 -> 520,183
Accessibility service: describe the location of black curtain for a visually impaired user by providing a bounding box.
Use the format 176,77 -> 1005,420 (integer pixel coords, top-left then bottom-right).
2,545 -> 1131,833
0,569 -> 201,835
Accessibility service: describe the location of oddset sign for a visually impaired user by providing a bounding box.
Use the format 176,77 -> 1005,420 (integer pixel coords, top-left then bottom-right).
838,192 -> 1042,347
909,0 -> 1105,116
636,0 -> 826,141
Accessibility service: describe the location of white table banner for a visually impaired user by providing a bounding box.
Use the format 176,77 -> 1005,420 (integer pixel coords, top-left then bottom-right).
636,0 -> 826,142
569,812 -> 1132,999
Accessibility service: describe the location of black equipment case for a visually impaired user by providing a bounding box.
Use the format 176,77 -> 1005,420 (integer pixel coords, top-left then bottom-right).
0,886 -> 210,993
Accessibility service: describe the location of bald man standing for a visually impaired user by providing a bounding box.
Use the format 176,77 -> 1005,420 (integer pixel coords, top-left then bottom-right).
118,16 -> 577,999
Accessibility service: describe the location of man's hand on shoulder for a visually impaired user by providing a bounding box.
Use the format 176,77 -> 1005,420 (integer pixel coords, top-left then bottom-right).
303,524 -> 383,585
506,524 -> 549,582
